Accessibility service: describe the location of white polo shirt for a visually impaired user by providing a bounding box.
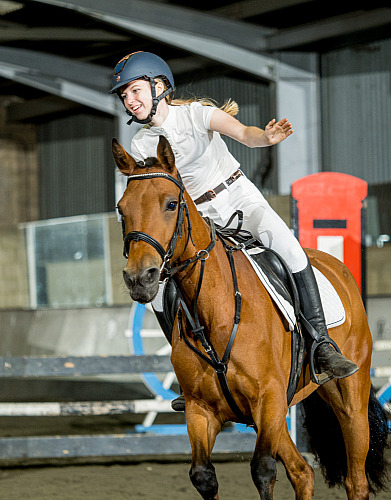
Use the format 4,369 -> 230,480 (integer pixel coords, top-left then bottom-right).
130,102 -> 240,200
131,102 -> 308,273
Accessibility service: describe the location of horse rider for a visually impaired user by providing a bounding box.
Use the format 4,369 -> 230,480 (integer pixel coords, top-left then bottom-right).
110,51 -> 358,408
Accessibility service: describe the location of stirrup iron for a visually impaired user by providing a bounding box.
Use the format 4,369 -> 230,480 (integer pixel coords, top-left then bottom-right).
309,337 -> 342,385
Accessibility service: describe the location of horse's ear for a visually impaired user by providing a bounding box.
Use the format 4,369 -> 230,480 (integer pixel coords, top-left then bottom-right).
112,138 -> 137,175
157,135 -> 175,173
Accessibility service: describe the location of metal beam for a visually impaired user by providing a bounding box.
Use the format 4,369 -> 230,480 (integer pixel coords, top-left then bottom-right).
0,46 -> 110,91
31,0 -> 275,52
0,18 -> 129,41
7,95 -> 79,121
30,0 -> 313,83
0,47 -> 114,114
0,26 -> 129,42
268,8 -> 391,50
214,0 -> 311,19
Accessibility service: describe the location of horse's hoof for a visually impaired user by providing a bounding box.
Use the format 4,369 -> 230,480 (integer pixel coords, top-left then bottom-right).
171,395 -> 185,411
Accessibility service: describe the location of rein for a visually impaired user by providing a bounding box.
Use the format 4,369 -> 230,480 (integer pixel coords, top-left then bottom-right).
122,169 -> 252,425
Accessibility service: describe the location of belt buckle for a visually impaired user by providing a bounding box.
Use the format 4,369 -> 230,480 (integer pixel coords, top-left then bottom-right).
206,189 -> 216,200
227,170 -> 241,185
230,170 -> 241,182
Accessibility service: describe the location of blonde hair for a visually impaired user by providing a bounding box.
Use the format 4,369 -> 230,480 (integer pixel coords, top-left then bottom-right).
170,96 -> 239,116
154,77 -> 239,116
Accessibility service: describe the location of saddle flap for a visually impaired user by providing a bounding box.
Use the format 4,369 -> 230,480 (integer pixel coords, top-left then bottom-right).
247,247 -> 294,310
241,246 -> 297,330
240,244 -> 346,332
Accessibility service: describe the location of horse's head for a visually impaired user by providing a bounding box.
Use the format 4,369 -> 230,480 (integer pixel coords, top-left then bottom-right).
113,135 -> 185,303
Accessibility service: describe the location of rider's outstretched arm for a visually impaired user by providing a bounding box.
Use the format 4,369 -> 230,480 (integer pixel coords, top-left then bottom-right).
209,108 -> 293,148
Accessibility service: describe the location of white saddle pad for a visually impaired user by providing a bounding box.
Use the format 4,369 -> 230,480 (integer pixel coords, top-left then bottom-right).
243,247 -> 346,332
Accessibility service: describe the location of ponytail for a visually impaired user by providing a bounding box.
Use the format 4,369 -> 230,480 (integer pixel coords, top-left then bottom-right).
154,77 -> 239,116
169,96 -> 239,116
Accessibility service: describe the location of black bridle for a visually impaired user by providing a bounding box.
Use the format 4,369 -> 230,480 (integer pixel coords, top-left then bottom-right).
121,169 -> 252,425
121,169 -> 198,276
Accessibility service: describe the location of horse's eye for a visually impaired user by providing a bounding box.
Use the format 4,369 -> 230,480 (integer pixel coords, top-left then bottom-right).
166,201 -> 178,212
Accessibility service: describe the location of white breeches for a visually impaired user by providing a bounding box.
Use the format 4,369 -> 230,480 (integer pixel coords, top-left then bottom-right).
196,174 -> 308,273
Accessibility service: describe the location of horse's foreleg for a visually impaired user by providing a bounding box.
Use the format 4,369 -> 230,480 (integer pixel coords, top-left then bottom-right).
277,422 -> 314,499
251,447 -> 277,500
251,398 -> 287,500
186,401 -> 222,500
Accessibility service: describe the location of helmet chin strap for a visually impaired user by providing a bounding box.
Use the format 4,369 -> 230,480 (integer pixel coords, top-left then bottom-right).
123,77 -> 173,125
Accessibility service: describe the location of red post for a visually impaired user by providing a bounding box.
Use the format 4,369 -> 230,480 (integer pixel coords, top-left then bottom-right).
291,172 -> 367,301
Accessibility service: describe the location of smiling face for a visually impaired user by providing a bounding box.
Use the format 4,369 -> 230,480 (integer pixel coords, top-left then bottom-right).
120,78 -> 165,122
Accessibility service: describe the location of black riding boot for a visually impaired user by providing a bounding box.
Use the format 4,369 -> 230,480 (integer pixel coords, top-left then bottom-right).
293,260 -> 358,384
152,280 -> 185,411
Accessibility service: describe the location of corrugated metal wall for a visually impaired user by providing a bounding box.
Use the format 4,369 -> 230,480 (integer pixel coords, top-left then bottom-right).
321,38 -> 391,184
38,113 -> 115,219
176,76 -> 275,192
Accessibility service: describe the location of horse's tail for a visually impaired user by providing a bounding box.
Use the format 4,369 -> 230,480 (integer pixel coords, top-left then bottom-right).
301,385 -> 389,493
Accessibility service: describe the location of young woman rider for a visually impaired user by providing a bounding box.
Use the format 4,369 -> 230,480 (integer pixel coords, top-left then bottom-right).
110,52 -> 358,408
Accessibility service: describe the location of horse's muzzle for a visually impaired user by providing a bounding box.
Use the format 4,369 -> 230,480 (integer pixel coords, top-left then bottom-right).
122,266 -> 160,303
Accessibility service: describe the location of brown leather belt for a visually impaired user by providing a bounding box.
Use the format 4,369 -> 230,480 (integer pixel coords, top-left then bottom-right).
194,170 -> 243,205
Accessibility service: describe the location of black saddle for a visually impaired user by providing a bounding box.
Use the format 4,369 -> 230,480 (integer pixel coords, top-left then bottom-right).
229,232 -> 299,317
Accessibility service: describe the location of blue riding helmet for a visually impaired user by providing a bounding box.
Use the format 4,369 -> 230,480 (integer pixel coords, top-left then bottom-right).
110,51 -> 175,125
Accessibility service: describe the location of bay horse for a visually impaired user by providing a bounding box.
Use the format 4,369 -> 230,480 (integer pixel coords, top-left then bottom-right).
113,135 -> 389,500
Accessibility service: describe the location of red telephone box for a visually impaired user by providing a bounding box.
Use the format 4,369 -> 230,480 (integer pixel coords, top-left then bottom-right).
291,172 -> 367,301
